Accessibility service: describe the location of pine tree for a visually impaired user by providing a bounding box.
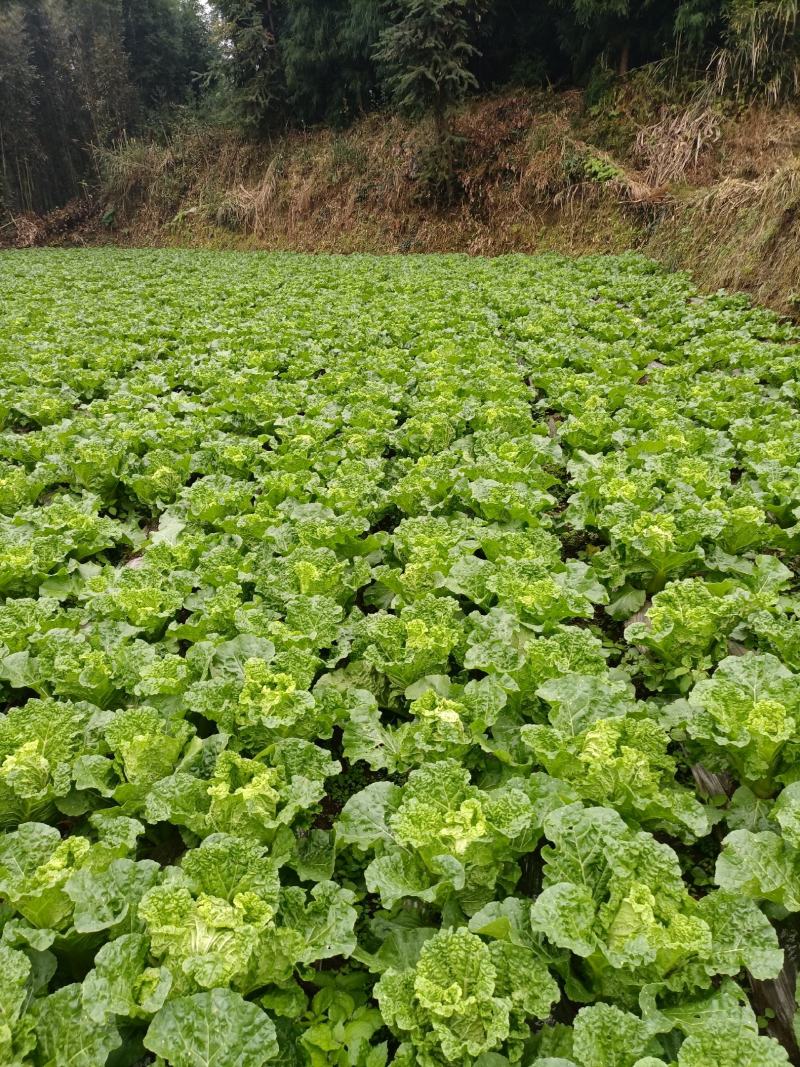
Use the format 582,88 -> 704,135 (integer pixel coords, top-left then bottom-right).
375,0 -> 487,199
212,0 -> 286,128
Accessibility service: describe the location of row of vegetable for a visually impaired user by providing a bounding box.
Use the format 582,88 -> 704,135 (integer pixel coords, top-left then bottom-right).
0,249 -> 799,1066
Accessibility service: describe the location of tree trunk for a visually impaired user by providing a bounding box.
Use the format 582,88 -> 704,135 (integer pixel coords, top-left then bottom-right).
618,39 -> 630,77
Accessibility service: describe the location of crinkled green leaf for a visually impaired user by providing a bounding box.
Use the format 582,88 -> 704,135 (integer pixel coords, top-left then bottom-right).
144,987 -> 279,1067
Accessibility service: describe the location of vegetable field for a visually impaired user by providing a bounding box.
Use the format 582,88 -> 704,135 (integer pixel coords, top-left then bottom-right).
2,248 -> 800,1067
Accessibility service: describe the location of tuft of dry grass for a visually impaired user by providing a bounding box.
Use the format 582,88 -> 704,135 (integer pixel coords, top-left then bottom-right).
646,156 -> 800,309
217,154 -> 285,234
634,103 -> 722,187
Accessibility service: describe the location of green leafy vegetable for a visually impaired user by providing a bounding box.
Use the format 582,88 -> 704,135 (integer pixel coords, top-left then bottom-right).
0,249 -> 798,1065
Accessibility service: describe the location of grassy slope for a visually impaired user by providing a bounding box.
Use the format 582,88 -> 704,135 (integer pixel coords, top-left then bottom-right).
11,86 -> 800,315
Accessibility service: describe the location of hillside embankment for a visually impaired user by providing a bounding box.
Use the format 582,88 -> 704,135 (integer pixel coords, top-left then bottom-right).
6,87 -> 800,315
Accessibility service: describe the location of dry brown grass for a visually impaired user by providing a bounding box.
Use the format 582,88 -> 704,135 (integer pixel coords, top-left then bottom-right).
634,103 -> 722,186
218,154 -> 285,234
721,103 -> 800,178
10,90 -> 798,317
646,156 -> 800,309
